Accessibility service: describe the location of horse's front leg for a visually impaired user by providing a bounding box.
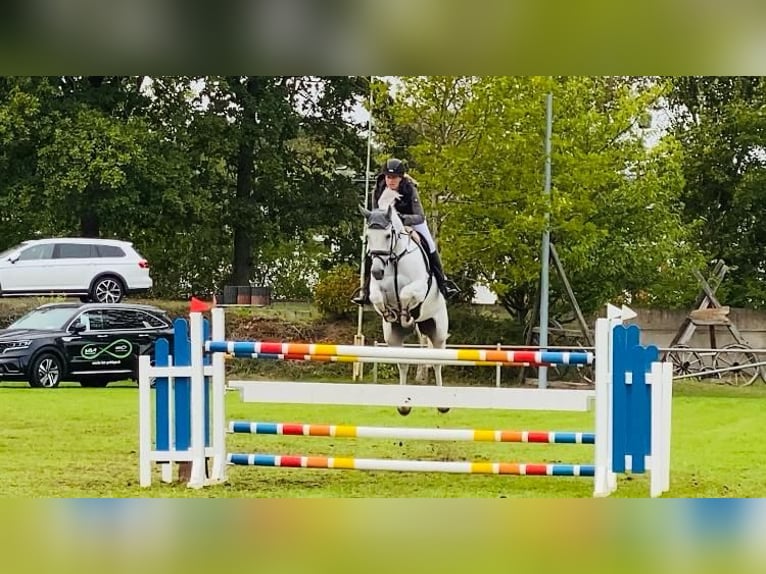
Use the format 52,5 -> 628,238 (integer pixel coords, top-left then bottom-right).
399,280 -> 429,314
395,361 -> 411,416
369,281 -> 387,317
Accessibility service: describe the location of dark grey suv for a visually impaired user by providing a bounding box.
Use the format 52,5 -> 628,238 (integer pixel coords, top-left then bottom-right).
0,302 -> 174,388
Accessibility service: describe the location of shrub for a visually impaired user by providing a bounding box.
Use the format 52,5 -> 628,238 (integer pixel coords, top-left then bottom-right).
313,264 -> 359,319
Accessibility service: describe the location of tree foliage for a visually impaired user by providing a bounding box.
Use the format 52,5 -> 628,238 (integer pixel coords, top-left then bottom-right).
4,74 -> 765,317
667,76 -> 766,308
0,76 -> 368,299
377,76 -> 704,323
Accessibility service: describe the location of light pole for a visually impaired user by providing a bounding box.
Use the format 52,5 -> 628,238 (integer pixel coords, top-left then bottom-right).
353,80 -> 374,380
539,93 -> 553,389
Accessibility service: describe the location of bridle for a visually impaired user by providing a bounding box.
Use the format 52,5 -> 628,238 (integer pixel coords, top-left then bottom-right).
367,221 -> 408,267
366,217 -> 434,324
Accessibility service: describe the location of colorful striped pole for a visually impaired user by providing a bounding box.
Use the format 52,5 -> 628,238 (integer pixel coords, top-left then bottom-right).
205,340 -> 593,367
229,421 -> 595,444
227,453 -> 595,476
223,352 -> 533,368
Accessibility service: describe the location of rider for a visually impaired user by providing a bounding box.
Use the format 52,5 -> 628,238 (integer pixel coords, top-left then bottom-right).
351,157 -> 460,305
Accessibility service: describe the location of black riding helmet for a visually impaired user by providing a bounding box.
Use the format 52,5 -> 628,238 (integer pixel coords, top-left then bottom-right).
383,158 -> 406,176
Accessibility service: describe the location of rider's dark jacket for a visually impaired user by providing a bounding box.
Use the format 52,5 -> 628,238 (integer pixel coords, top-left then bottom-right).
372,174 -> 426,226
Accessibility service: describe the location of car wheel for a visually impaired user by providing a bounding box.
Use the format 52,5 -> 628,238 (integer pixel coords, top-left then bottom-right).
78,378 -> 111,388
90,276 -> 124,303
28,352 -> 64,388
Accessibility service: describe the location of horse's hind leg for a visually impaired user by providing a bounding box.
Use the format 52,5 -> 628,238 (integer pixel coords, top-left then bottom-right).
387,323 -> 412,416
417,317 -> 450,414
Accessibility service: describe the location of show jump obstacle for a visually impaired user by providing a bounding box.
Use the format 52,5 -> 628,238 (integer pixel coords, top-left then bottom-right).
138,304 -> 672,497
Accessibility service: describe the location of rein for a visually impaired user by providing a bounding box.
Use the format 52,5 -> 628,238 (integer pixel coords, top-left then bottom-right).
368,224 -> 434,324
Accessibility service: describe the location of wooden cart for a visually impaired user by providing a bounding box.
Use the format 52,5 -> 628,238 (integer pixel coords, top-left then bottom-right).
663,261 -> 764,386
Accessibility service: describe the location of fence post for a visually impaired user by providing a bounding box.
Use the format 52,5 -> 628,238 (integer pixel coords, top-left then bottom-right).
353,333 -> 365,380
372,341 -> 379,384
495,343 -> 502,387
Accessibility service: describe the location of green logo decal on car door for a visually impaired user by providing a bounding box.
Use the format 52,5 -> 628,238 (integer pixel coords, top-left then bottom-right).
81,339 -> 133,360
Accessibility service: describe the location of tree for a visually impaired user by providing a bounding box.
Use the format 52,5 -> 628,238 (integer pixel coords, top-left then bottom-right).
667,76 -> 766,307
0,77 -> 54,244
197,76 -> 368,288
0,76 -> 227,297
35,76 -> 154,237
381,76 -> 703,323
0,76 -> 373,299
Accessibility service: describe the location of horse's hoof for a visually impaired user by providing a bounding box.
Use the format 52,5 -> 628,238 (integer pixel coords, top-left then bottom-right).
437,407 -> 450,414
397,406 -> 412,416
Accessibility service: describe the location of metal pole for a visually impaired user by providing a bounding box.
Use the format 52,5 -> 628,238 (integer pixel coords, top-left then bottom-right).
538,93 -> 553,389
353,78 -> 374,380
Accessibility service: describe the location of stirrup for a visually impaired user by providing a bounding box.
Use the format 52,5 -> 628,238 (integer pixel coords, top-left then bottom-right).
350,288 -> 370,305
443,280 -> 460,299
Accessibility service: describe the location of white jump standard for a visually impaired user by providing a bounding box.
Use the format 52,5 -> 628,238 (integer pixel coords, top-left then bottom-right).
138,304 -> 672,497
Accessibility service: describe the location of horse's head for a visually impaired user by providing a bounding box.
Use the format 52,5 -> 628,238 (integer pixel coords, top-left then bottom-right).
359,204 -> 404,280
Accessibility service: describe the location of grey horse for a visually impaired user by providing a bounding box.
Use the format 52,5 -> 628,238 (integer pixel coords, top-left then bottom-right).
359,204 -> 450,415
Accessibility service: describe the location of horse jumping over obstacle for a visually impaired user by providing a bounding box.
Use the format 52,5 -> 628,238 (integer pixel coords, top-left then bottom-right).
138,304 -> 673,497
360,203 -> 449,414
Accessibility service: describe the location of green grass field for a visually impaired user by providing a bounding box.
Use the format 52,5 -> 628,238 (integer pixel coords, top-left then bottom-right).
0,379 -> 764,498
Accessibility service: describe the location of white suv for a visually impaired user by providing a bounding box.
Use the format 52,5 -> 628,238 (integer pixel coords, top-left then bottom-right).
0,238 -> 153,303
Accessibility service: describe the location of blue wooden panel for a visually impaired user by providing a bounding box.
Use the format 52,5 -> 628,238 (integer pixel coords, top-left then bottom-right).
627,343 -> 649,473
173,318 -> 191,451
644,345 -> 659,463
611,324 -> 629,473
154,337 -> 170,450
611,322 -> 658,476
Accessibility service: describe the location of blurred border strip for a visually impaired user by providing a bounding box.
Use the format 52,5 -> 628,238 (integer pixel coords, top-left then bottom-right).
1,1 -> 765,74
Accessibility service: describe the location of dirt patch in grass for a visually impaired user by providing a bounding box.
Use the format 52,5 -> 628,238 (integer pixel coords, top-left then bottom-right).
227,314 -> 358,344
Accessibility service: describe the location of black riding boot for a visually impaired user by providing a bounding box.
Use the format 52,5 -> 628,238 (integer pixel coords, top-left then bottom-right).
428,250 -> 460,299
350,255 -> 372,305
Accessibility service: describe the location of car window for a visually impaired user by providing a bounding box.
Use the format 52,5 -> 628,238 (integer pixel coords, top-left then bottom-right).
139,311 -> 170,329
75,310 -> 105,331
0,242 -> 28,259
96,245 -> 126,257
102,309 -> 147,330
8,307 -> 76,330
18,244 -> 55,261
55,243 -> 95,259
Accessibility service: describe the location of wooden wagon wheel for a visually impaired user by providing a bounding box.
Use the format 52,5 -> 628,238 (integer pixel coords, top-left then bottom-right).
523,322 -> 593,385
713,343 -> 763,386
540,319 -> 594,385
665,344 -> 708,378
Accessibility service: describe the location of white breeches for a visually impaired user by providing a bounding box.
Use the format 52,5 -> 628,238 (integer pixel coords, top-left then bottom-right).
412,222 -> 436,253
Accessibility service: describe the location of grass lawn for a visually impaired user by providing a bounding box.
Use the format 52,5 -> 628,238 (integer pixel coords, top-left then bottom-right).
0,378 -> 764,498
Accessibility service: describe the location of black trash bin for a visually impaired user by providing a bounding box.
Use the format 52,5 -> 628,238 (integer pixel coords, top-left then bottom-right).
223,285 -> 238,305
